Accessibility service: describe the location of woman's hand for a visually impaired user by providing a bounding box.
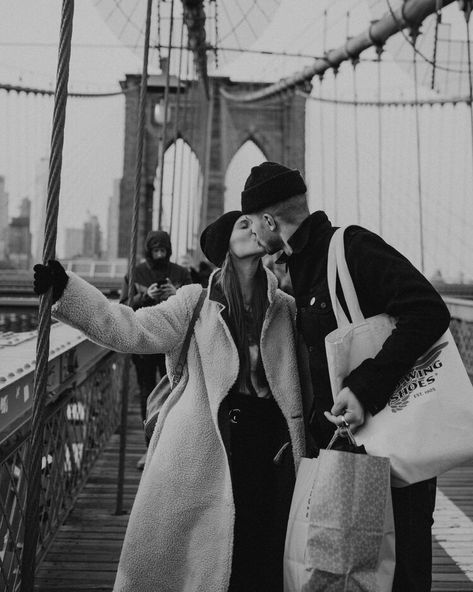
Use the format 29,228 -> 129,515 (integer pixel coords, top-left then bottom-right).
33,260 -> 69,303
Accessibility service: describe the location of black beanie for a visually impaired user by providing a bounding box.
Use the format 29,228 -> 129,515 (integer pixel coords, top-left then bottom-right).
241,161 -> 307,214
200,211 -> 242,267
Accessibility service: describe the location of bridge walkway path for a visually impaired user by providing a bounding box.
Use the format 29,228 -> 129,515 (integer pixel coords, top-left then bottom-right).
34,396 -> 473,591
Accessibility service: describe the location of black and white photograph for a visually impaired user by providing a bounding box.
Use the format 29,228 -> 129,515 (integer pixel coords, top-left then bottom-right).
1,1 -> 473,591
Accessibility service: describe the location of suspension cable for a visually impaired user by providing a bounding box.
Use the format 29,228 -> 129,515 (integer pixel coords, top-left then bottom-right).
157,0 -> 176,229
114,0 -> 154,517
20,2 -> 75,590
332,67 -> 339,222
296,89 -> 473,107
376,44 -> 384,235
461,2 -> 473,186
169,16 -> 185,238
181,45 -> 193,254
351,60 -> 361,224
316,75 -> 327,212
431,0 -> 443,90
411,26 -> 426,273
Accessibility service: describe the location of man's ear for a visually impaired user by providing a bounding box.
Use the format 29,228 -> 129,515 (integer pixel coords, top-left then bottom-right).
263,213 -> 277,231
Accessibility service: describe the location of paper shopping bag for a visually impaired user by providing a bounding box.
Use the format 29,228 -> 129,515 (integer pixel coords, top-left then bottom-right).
284,432 -> 395,592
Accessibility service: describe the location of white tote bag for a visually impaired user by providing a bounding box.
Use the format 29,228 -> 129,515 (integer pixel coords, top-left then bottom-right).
325,227 -> 473,486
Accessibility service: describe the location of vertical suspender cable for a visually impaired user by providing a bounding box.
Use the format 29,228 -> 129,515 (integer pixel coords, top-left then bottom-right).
320,9 -> 328,213
332,67 -> 339,222
462,4 -> 473,185
20,2 -> 75,590
115,0 -> 154,516
157,0 -> 176,229
169,16 -> 185,239
431,0 -> 443,90
182,46 -> 193,254
318,75 -> 327,211
351,59 -> 361,224
199,82 -> 214,237
412,28 -> 425,273
186,60 -> 199,253
376,45 -> 384,235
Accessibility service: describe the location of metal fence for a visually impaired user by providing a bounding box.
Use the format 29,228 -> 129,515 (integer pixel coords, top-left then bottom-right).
0,351 -> 125,592
445,298 -> 473,379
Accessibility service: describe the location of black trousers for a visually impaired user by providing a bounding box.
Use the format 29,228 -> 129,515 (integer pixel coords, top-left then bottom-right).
131,353 -> 166,422
392,477 -> 437,592
227,393 -> 295,592
132,353 -> 166,447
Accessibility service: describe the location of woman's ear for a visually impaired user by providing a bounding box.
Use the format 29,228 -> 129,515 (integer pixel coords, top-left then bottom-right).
263,213 -> 277,232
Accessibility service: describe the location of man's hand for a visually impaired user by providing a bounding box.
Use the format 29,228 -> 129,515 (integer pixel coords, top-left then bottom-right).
156,279 -> 177,301
324,387 -> 365,432
147,283 -> 161,301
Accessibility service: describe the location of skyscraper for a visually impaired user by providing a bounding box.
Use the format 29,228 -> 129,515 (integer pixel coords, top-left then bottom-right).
83,213 -> 102,259
0,176 -> 9,261
31,157 -> 48,262
8,198 -> 31,269
64,228 -> 84,259
107,178 -> 120,259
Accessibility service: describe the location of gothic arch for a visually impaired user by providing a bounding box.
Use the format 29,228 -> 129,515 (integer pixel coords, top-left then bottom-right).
152,138 -> 203,259
224,140 -> 266,212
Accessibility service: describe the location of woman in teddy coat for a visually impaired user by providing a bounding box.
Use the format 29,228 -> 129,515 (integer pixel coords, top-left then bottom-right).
33,211 -> 311,592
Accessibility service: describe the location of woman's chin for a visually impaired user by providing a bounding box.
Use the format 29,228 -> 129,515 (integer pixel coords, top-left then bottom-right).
252,245 -> 266,257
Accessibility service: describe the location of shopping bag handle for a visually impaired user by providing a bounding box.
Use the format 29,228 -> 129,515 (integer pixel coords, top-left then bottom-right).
326,425 -> 358,450
327,227 -> 366,327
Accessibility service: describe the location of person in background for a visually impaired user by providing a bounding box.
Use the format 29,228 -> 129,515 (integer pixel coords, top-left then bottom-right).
120,230 -> 192,469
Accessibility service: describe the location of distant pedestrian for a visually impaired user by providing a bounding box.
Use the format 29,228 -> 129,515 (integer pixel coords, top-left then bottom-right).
120,230 -> 191,469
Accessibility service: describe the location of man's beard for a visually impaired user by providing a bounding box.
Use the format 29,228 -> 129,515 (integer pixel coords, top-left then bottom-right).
151,257 -> 168,270
262,235 -> 283,255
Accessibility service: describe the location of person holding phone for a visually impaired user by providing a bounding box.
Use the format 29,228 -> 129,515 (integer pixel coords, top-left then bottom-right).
120,230 -> 192,469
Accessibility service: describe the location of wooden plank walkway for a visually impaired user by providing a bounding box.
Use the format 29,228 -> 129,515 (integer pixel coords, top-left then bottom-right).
35,397 -> 473,591
35,397 -> 146,592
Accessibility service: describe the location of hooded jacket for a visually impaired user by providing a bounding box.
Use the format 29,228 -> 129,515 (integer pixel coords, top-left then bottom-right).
120,230 -> 192,309
51,267 -> 310,592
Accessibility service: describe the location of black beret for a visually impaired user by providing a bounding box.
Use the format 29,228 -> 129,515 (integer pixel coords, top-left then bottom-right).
241,161 -> 307,214
200,211 -> 242,267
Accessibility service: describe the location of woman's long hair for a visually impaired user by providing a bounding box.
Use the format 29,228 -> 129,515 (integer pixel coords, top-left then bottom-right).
216,253 -> 268,387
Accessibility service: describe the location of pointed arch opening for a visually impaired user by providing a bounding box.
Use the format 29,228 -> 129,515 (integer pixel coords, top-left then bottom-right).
153,138 -> 202,263
224,140 -> 267,212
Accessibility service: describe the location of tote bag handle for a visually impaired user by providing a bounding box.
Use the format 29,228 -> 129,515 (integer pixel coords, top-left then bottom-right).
327,227 -> 366,327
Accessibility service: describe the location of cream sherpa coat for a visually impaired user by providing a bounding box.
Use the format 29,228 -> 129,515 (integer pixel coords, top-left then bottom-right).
52,268 -> 307,592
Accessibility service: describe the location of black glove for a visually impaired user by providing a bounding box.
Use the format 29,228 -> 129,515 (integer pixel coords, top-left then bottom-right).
33,260 -> 69,303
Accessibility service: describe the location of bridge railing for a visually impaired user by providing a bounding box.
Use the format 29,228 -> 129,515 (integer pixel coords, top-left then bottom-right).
0,297 -> 472,591
445,297 -> 473,379
0,335 -> 126,592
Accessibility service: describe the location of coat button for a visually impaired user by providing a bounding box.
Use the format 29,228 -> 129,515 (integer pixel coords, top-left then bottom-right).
320,301 -> 327,309
310,297 -> 316,306
308,346 -> 314,352
229,408 -> 241,424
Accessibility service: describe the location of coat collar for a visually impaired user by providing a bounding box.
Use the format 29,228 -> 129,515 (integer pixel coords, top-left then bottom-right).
276,210 -> 332,264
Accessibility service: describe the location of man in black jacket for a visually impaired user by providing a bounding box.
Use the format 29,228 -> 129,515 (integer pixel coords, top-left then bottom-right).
120,230 -> 192,468
241,161 -> 451,592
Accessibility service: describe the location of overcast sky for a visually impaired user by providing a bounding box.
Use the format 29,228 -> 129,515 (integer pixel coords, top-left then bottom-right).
1,1 -> 473,279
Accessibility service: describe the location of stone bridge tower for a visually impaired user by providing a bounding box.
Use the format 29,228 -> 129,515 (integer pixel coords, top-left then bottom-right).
118,71 -> 306,258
